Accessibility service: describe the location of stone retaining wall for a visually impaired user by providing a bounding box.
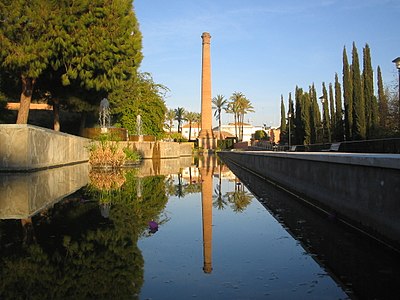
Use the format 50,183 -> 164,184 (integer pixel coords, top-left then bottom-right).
0,125 -> 194,171
218,150 -> 400,246
0,124 -> 90,171
122,141 -> 193,159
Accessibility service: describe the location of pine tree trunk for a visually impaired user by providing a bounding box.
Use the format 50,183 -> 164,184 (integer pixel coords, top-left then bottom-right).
16,76 -> 35,124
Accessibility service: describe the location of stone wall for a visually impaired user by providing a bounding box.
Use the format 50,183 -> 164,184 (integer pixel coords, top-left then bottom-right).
0,163 -> 89,219
218,150 -> 400,246
122,141 -> 193,159
0,125 -> 194,171
0,124 -> 90,171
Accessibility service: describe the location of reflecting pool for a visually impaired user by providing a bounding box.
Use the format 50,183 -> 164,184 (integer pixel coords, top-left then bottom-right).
1,156 -> 398,299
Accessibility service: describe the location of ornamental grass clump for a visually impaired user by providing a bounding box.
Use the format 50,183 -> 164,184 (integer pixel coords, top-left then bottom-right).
89,135 -> 126,168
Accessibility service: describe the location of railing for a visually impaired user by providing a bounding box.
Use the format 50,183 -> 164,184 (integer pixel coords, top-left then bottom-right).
250,138 -> 400,154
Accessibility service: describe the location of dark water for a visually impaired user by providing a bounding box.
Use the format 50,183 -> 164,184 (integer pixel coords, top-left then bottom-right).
0,157 -> 399,299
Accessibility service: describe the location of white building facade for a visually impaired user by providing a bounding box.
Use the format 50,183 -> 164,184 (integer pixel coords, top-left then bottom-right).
216,123 -> 263,142
181,122 -> 264,142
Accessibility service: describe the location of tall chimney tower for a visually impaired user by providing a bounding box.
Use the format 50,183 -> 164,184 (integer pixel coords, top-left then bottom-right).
198,32 -> 215,149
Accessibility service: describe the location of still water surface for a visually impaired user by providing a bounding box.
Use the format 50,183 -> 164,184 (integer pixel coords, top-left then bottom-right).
1,156 -> 398,299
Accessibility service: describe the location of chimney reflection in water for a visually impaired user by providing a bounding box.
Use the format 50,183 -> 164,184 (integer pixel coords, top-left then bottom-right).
199,154 -> 216,274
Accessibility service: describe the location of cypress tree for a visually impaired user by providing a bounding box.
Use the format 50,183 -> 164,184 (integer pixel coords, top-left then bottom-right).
329,83 -> 335,141
342,46 -> 353,140
288,93 -> 294,146
288,92 -> 295,122
334,73 -> 344,141
309,84 -> 321,144
352,42 -> 366,140
363,44 -> 378,138
294,87 -> 304,145
279,95 -> 287,143
321,82 -> 331,143
301,92 -> 311,145
377,66 -> 389,130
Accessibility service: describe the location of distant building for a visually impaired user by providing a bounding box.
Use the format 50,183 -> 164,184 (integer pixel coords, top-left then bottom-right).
182,122 -> 201,140
216,123 -> 263,142
181,122 -> 265,142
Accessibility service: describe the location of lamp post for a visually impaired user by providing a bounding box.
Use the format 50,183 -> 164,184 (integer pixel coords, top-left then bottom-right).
393,57 -> 400,131
287,112 -> 292,148
319,96 -> 325,144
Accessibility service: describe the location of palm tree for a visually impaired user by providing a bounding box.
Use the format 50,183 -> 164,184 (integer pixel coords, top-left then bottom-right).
227,92 -> 254,142
226,92 -> 243,141
212,94 -> 228,139
174,107 -> 186,133
184,111 -> 198,141
238,97 -> 254,141
165,109 -> 176,134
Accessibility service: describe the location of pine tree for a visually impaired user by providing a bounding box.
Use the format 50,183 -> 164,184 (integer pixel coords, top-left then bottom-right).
0,0 -> 143,125
352,42 -> 366,140
342,46 -> 353,140
334,73 -> 344,141
377,66 -> 389,130
0,0 -> 60,123
58,0 -> 143,92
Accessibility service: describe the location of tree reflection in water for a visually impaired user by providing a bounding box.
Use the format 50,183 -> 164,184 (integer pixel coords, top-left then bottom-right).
0,169 -> 169,299
213,162 -> 252,213
0,157 -> 250,299
223,181 -> 253,213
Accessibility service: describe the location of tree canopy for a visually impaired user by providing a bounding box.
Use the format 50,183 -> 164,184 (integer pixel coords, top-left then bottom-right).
110,72 -> 167,139
0,0 -> 143,125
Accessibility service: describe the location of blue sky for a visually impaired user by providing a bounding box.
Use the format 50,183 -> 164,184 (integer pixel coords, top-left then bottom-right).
135,0 -> 400,127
